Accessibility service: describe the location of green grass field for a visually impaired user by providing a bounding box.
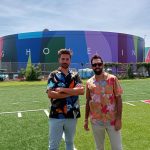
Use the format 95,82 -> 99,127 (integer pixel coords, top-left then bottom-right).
0,79 -> 150,150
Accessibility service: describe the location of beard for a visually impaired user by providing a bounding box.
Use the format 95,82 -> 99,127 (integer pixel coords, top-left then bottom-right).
60,63 -> 69,69
93,68 -> 103,75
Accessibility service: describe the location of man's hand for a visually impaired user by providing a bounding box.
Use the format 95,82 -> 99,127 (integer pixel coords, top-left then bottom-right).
115,119 -> 122,131
84,120 -> 90,131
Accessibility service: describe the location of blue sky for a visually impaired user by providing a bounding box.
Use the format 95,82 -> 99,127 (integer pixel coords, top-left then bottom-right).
0,0 -> 150,46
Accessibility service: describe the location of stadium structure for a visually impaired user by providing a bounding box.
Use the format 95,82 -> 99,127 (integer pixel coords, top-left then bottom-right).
0,30 -> 145,72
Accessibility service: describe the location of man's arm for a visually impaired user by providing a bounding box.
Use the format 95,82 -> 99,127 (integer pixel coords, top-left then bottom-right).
113,76 -> 123,131
84,83 -> 91,131
115,95 -> 122,131
47,89 -> 70,99
55,86 -> 84,96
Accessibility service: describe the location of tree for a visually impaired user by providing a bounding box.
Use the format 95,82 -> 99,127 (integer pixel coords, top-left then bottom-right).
25,53 -> 36,81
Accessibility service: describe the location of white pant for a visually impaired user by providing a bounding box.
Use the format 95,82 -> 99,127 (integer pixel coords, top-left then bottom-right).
91,123 -> 122,150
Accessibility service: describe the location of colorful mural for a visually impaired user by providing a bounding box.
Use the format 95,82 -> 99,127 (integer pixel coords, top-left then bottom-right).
145,47 -> 150,62
0,31 -> 144,66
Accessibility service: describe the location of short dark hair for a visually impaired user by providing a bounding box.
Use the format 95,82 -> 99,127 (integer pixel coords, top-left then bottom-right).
58,49 -> 73,58
91,54 -> 103,64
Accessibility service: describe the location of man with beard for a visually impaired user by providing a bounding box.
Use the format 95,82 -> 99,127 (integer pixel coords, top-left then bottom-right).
84,55 -> 123,150
47,49 -> 84,150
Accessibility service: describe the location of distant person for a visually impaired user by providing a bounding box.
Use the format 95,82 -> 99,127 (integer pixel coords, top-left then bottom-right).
47,49 -> 84,150
84,55 -> 123,150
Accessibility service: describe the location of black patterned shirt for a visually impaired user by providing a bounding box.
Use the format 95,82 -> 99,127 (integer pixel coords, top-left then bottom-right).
47,69 -> 82,119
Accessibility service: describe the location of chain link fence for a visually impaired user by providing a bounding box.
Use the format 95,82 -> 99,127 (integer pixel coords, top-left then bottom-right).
0,62 -> 150,80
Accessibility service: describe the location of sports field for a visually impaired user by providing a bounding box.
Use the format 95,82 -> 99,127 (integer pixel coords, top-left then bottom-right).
0,79 -> 150,150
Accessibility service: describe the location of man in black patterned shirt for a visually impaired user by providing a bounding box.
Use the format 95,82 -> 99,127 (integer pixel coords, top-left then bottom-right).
47,49 -> 84,150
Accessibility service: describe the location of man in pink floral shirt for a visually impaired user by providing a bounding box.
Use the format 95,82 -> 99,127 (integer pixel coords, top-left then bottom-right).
84,55 -> 123,150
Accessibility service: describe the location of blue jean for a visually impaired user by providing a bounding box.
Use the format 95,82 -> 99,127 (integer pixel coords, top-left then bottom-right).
48,118 -> 77,150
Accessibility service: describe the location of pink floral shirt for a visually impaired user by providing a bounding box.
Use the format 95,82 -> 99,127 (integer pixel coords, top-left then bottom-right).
87,72 -> 123,126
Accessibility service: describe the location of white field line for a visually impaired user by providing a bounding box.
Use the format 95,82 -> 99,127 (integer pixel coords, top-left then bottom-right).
80,105 -> 85,108
62,133 -> 77,150
141,100 -> 150,104
62,133 -> 65,140
123,100 -> 150,105
44,109 -> 49,117
18,112 -> 22,118
12,102 -> 19,105
0,109 -> 46,115
123,102 -> 136,106
32,101 -> 40,103
0,99 -> 149,115
123,100 -> 140,103
74,147 -> 77,150
12,101 -> 40,105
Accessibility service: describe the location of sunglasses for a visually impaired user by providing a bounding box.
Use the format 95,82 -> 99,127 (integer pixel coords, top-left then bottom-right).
92,63 -> 103,67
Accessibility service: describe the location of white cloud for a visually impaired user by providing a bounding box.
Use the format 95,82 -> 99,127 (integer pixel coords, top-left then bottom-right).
0,0 -> 150,46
